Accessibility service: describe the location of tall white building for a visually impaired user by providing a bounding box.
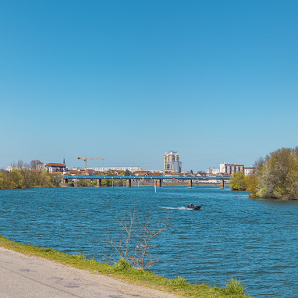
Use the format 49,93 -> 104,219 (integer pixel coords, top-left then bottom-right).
164,151 -> 182,173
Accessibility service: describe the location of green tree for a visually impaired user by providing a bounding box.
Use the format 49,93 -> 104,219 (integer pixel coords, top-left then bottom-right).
245,173 -> 258,194
99,170 -> 113,187
10,169 -> 24,189
251,147 -> 298,200
0,167 -> 60,190
229,171 -> 247,191
124,169 -> 131,176
0,172 -> 4,189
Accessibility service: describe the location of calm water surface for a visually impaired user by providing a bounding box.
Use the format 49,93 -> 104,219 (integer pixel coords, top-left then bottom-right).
0,186 -> 297,297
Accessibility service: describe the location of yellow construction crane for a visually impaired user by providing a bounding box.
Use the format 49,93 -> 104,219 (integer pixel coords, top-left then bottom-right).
77,157 -> 105,172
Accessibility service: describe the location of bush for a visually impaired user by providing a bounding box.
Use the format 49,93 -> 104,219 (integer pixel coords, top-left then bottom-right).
167,276 -> 188,288
223,278 -> 246,295
113,258 -> 132,272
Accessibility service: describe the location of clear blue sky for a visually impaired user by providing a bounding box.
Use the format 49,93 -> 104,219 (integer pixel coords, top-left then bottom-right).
1,0 -> 297,172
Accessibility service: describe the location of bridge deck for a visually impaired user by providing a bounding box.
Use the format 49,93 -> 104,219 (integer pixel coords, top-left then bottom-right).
63,176 -> 231,180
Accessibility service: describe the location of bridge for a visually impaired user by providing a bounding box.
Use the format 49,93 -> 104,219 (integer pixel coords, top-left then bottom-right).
63,175 -> 231,189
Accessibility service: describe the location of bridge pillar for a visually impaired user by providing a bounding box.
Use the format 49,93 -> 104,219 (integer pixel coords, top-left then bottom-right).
188,179 -> 193,188
74,179 -> 79,187
96,179 -> 102,187
60,177 -> 68,187
220,180 -> 225,189
157,179 -> 162,188
126,179 -> 131,188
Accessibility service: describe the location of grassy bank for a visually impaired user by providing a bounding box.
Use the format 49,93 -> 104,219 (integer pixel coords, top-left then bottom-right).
0,235 -> 254,298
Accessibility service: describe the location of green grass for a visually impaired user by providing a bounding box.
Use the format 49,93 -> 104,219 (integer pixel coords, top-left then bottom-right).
0,235 -> 255,298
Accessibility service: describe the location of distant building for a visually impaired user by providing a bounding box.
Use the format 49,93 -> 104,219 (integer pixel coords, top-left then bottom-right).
91,166 -> 142,173
164,151 -> 182,173
207,168 -> 220,175
164,172 -> 179,176
45,163 -> 66,174
244,167 -> 254,175
133,171 -> 151,176
72,167 -> 85,172
220,163 -> 244,175
6,165 -> 16,172
197,172 -> 207,177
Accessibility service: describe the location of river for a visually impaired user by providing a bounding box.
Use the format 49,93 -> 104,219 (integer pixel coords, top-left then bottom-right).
0,186 -> 297,297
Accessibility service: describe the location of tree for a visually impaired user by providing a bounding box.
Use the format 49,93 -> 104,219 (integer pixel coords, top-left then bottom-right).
124,169 -> 131,176
229,171 -> 247,191
250,147 -> 298,200
77,177 -> 96,187
100,169 -> 114,186
0,166 -> 60,190
245,174 -> 258,194
17,159 -> 29,169
103,207 -> 170,269
100,169 -> 124,187
30,160 -> 43,170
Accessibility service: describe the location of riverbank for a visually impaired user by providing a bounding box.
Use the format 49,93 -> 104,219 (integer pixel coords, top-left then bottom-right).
0,245 -> 177,298
0,236 -> 253,298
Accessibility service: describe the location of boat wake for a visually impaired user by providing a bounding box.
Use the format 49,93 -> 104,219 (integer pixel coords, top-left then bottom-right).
159,206 -> 189,210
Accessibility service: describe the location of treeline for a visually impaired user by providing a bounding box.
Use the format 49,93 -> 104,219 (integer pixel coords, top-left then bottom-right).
230,147 -> 298,200
0,168 -> 61,190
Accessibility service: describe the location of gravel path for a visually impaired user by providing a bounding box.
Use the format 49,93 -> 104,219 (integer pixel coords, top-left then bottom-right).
0,247 -> 178,298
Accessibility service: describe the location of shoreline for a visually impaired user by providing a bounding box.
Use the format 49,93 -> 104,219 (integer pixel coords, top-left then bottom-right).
0,235 -> 253,298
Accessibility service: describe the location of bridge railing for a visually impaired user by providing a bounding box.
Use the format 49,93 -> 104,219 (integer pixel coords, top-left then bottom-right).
63,175 -> 231,180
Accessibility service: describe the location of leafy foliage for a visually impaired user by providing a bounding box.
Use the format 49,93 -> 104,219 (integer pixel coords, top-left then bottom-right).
229,171 -> 247,190
97,169 -> 125,187
250,147 -> 298,200
222,279 -> 246,295
0,168 -> 60,190
112,257 -> 132,272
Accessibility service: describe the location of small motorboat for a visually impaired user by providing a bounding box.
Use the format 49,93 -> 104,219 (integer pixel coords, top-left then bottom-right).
186,204 -> 203,210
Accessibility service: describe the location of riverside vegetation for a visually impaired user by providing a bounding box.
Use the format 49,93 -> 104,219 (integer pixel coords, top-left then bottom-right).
0,235 -> 253,298
230,147 -> 298,200
0,163 -> 121,189
0,168 -> 61,190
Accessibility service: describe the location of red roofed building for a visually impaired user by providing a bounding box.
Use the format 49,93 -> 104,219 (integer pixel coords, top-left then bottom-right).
151,173 -> 162,177
114,170 -> 125,175
45,163 -> 66,174
164,172 -> 179,176
133,171 -> 151,176
69,170 -> 79,175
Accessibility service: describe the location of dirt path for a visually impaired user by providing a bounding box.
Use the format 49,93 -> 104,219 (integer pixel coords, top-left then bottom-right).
0,247 -> 178,298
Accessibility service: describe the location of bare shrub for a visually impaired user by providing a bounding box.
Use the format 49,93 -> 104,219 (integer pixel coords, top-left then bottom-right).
103,206 -> 170,270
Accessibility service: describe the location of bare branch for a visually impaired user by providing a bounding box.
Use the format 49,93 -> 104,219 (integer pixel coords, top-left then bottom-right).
103,206 -> 170,269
